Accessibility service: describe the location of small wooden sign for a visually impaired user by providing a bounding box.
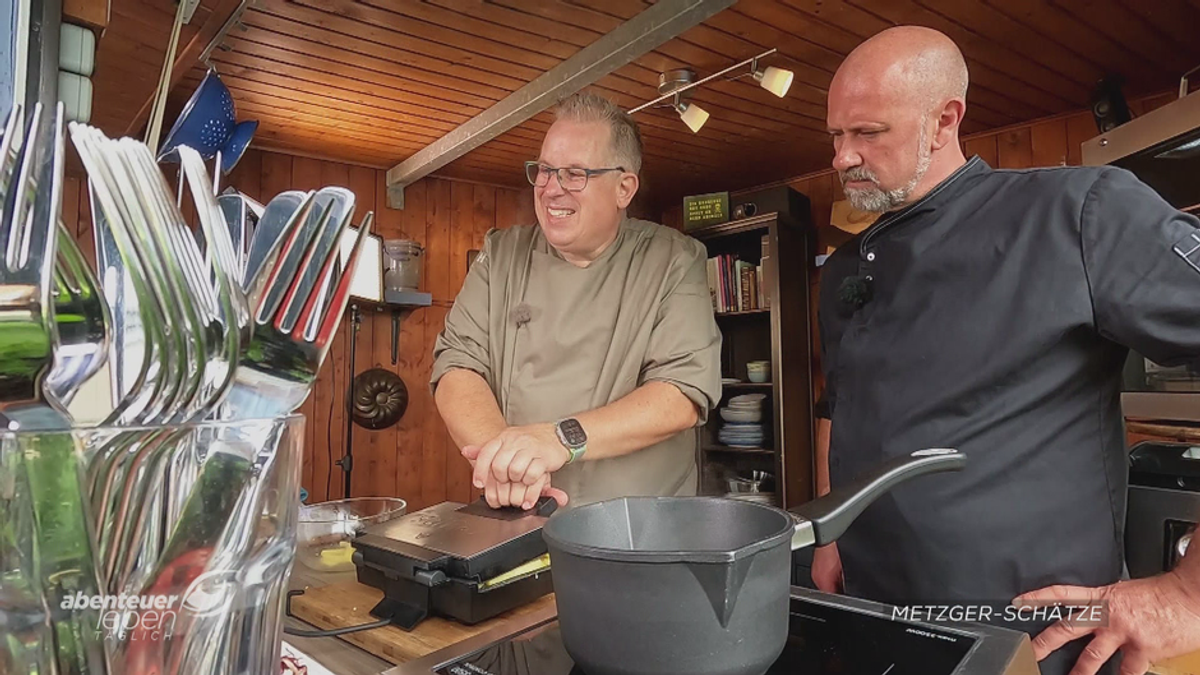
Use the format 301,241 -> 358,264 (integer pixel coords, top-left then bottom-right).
683,191 -> 729,230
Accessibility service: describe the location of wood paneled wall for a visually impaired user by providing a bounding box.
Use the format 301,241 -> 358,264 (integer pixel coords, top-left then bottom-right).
62,149 -> 535,512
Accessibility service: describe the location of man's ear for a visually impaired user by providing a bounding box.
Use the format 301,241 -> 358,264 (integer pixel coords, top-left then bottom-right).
616,173 -> 639,209
932,99 -> 965,151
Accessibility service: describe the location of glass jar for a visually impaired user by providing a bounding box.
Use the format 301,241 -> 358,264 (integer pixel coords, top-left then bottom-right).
383,239 -> 423,292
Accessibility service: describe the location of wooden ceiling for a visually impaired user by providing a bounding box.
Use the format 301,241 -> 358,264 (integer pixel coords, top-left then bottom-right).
89,0 -> 1200,215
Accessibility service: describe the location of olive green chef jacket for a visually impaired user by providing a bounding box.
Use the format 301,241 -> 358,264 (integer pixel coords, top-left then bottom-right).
431,217 -> 723,507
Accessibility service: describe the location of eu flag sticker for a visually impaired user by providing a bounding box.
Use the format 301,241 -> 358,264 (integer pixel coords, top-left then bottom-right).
1172,230 -> 1200,274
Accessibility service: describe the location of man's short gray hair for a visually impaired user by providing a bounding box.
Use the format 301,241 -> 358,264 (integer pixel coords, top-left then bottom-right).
552,91 -> 644,176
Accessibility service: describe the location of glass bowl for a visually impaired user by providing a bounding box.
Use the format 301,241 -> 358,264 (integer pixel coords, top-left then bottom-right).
297,497 -> 407,572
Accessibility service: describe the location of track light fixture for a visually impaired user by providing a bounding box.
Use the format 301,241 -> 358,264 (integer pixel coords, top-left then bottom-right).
673,95 -> 710,133
752,56 -> 793,98
628,48 -> 794,133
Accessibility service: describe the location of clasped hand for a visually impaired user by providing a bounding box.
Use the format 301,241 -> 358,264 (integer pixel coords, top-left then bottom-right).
461,423 -> 570,510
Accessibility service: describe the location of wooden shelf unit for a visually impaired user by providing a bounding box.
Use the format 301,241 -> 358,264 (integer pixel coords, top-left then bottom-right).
686,200 -> 817,509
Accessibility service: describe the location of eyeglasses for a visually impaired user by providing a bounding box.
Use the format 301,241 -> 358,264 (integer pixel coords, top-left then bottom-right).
524,161 -> 625,192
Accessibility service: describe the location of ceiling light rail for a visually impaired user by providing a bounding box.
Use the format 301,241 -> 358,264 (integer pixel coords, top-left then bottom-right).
628,48 -> 795,133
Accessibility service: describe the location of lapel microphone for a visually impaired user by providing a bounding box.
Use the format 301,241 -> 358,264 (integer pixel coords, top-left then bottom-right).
510,303 -> 532,328
837,276 -> 874,313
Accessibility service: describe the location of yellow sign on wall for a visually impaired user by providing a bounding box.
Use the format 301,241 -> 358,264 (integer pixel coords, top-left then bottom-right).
683,191 -> 729,230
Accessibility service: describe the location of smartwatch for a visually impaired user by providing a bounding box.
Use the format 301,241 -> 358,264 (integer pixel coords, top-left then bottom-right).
555,418 -> 588,464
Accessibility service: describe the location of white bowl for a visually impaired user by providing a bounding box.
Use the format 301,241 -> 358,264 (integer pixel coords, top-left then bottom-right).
721,408 -> 762,423
729,393 -> 767,406
297,497 -> 407,572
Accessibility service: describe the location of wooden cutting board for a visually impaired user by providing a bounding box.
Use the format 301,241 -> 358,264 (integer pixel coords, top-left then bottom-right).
288,579 -> 556,665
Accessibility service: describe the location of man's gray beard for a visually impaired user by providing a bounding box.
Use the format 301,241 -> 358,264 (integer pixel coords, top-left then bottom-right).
843,124 -> 932,213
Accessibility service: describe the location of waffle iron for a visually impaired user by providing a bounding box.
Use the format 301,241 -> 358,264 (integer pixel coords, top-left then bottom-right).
352,496 -> 559,631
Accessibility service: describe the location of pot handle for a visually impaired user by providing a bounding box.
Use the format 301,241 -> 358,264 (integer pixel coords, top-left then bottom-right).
789,448 -> 965,549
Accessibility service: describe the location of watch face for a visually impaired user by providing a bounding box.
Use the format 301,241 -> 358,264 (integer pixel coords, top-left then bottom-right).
559,419 -> 587,447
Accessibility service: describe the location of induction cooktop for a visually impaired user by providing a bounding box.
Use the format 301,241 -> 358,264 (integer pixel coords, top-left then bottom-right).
382,587 -> 1039,675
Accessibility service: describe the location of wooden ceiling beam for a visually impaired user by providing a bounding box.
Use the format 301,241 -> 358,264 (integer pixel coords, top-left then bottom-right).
382,0 -> 738,209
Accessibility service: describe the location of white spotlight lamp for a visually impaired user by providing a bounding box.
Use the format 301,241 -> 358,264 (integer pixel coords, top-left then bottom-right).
754,65 -> 793,98
675,96 -> 709,134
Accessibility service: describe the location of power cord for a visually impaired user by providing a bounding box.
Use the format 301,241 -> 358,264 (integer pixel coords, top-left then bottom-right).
324,319 -> 343,500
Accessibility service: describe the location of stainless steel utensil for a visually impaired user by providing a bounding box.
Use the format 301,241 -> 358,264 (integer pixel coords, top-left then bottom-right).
242,189 -> 307,303
0,104 -> 26,213
6,114 -> 377,675
0,102 -> 111,675
222,202 -> 373,420
44,221 -> 111,410
71,124 -> 171,427
0,102 -> 68,426
105,144 -> 251,592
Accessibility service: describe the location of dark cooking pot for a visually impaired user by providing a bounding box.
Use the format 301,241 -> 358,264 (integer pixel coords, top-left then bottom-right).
541,448 -> 966,675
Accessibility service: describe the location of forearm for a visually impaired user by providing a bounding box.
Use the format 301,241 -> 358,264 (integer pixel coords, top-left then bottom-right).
573,381 -> 699,461
815,418 -> 832,497
434,369 -> 507,450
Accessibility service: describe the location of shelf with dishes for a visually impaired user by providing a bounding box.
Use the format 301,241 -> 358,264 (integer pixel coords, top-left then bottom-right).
687,191 -> 816,508
700,389 -> 779,504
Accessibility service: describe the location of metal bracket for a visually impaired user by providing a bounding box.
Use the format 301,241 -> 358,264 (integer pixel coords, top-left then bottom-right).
1182,64 -> 1200,99
199,0 -> 254,64
179,0 -> 202,24
390,308 -> 416,365
387,182 -> 406,210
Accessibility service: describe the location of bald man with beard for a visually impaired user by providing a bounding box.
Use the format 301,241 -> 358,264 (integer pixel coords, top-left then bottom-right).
814,26 -> 1200,675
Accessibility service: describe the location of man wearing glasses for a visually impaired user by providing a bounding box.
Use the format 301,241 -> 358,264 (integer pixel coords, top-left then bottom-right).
430,91 -> 722,510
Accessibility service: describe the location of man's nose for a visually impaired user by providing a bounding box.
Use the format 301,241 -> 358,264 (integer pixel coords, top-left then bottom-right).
832,141 -> 861,173
540,172 -> 567,198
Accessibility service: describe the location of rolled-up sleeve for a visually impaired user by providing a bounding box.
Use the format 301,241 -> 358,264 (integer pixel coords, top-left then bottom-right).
430,230 -> 496,392
640,239 -> 723,425
1082,167 -> 1200,366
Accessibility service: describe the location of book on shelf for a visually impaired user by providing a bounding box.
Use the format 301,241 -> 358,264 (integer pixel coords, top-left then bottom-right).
706,252 -> 767,313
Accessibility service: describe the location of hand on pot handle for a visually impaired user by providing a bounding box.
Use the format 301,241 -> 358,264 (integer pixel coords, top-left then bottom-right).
811,543 -> 844,594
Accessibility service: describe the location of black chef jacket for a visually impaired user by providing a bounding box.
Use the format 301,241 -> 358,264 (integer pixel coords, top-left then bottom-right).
818,156 -> 1200,674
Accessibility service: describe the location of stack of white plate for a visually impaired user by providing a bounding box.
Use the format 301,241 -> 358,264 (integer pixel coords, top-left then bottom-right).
717,394 -> 766,448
